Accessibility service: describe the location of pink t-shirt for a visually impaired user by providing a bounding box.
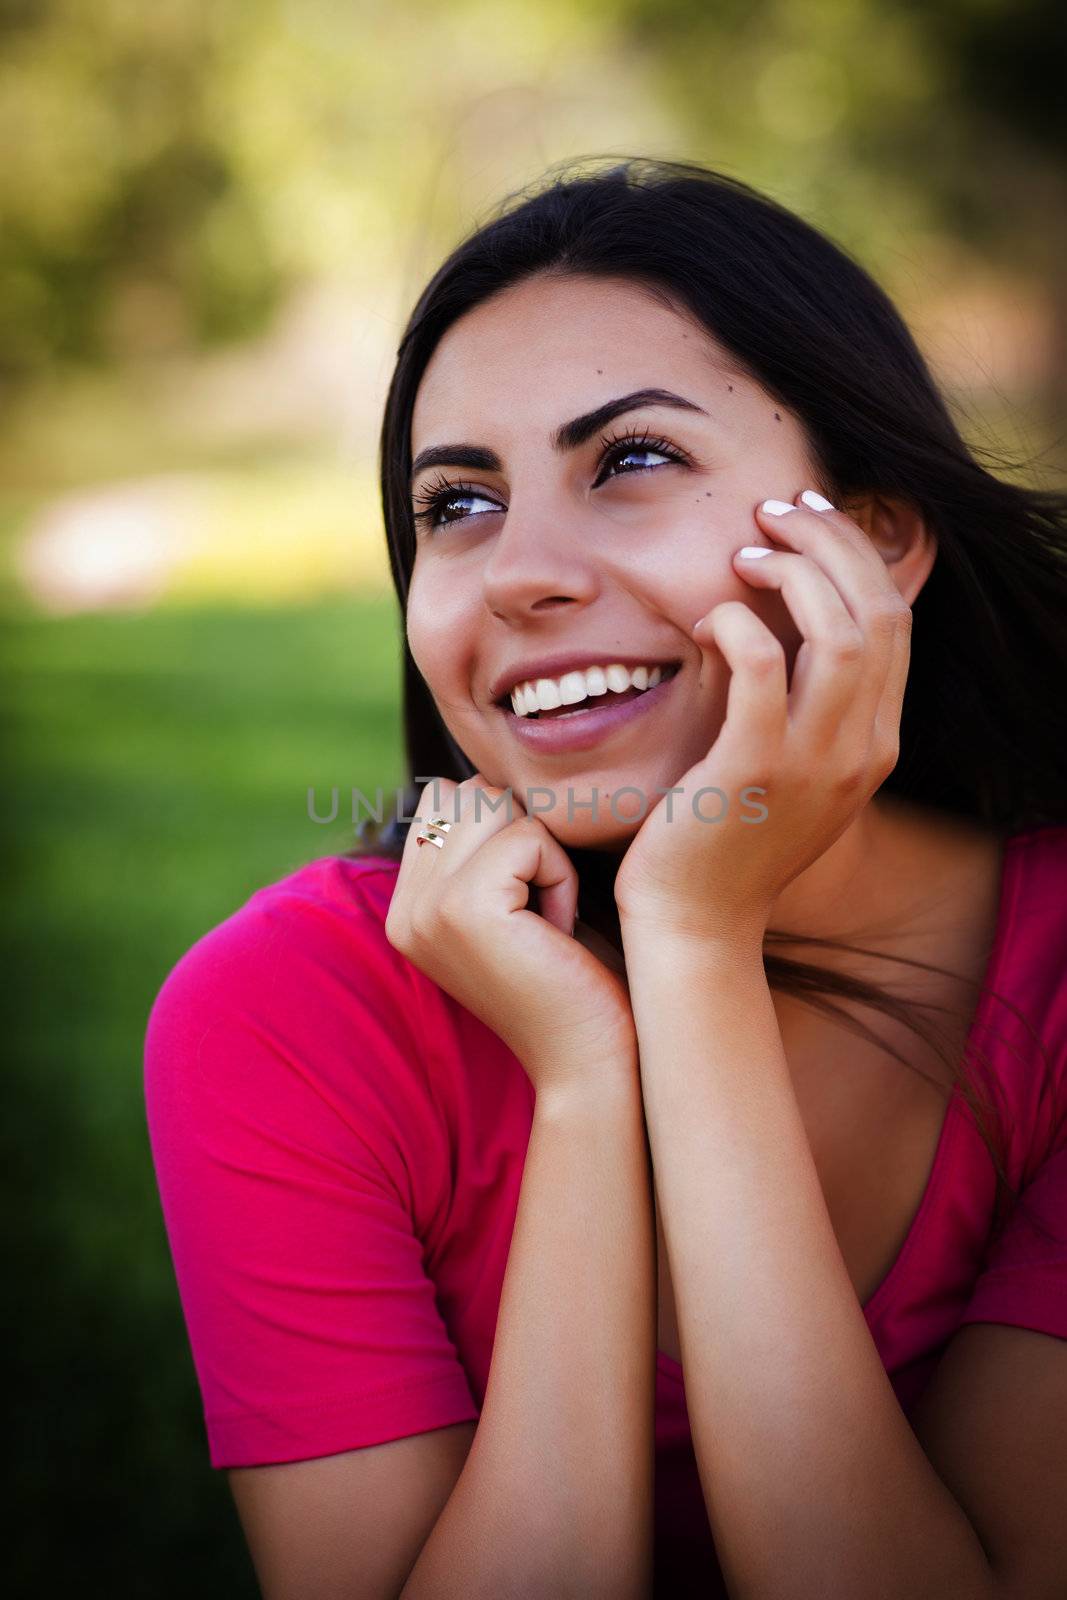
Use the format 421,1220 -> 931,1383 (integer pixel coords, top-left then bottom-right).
144,825 -> 1067,1596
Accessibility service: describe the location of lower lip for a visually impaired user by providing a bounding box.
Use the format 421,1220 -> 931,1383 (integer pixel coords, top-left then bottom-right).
496,669 -> 681,754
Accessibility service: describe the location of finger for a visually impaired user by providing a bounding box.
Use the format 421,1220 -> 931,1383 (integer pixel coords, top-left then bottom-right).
754,493 -> 902,634
732,544 -> 869,742
753,494 -> 910,740
410,774 -> 520,879
408,777 -> 576,934
871,602 -> 913,777
453,814 -> 579,936
694,599 -> 788,758
390,775 -> 460,934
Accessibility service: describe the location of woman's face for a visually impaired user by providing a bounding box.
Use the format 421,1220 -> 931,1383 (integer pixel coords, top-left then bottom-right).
406,271 -> 827,849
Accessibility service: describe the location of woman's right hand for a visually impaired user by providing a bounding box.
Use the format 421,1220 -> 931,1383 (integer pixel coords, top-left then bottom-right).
385,775 -> 638,1098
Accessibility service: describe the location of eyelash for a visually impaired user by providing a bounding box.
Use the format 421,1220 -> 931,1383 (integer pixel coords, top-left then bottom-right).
411,426 -> 691,532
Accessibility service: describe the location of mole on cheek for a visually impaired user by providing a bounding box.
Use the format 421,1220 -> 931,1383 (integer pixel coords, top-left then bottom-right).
774,411 -> 781,421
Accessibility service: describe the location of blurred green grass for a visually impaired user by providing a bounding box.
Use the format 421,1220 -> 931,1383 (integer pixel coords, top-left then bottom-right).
4,595 -> 405,1595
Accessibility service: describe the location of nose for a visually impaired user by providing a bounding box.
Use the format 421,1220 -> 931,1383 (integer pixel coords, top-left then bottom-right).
481,495 -> 600,623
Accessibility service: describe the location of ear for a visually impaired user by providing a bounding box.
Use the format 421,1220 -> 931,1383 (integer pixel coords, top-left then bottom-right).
843,492 -> 937,605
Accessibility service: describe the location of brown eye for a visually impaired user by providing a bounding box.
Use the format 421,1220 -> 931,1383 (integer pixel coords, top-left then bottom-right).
593,428 -> 689,488
412,476 -> 503,533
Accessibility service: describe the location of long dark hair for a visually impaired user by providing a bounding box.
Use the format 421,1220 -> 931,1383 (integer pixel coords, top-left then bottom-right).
349,156 -> 1067,1230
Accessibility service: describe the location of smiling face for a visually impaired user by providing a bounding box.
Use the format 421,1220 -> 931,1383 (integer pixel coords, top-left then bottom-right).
405,270 -> 828,849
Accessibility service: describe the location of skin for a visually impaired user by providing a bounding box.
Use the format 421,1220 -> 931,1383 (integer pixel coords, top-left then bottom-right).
381,271 -> 1067,1596
398,269 -> 974,1024
387,266 -> 1013,1108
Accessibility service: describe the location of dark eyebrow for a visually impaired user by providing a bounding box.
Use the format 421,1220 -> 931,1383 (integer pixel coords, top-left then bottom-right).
552,387 -> 709,451
408,388 -> 709,488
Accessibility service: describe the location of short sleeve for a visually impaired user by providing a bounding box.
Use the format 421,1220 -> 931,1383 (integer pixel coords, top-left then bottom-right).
143,861 -> 479,1469
958,1143 -> 1067,1341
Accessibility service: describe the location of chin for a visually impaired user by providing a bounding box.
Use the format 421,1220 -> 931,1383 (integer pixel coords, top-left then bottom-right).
540,810 -> 643,852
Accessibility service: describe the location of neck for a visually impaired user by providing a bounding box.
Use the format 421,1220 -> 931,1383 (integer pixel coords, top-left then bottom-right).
764,793 -> 1001,966
767,798 -> 895,945
579,793 -> 961,956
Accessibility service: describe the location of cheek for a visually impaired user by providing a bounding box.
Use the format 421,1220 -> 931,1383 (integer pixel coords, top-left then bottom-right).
404,614 -> 435,688
405,607 -> 487,735
649,499 -> 805,644
405,574 -> 468,687
644,514 -> 750,623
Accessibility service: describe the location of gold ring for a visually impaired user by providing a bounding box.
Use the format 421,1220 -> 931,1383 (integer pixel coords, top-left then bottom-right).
416,816 -> 453,849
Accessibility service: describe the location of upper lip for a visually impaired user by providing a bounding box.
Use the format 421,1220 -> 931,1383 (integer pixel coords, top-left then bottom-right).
488,650 -> 682,706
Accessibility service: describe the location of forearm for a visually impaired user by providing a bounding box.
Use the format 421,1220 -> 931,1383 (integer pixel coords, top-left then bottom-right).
621,925 -> 997,1600
401,1057 -> 656,1600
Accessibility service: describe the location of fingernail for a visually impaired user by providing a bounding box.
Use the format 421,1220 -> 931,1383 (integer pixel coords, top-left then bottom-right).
737,546 -> 773,559
800,489 -> 835,511
760,499 -> 797,516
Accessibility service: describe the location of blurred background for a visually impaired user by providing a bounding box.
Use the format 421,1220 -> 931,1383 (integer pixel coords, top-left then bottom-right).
5,0 -> 1065,1591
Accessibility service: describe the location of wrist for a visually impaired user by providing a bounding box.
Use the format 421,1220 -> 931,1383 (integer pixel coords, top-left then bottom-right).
618,908 -> 769,966
531,1056 -> 642,1123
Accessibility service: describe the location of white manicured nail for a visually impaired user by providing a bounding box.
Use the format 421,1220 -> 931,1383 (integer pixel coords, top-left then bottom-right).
800,489 -> 835,511
737,545 -> 773,559
760,499 -> 797,515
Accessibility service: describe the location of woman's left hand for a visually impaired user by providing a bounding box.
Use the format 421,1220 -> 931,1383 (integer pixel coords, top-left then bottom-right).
612,489 -> 914,945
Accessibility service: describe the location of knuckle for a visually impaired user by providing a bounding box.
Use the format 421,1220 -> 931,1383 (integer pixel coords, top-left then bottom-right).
744,766 -> 774,794
893,605 -> 914,640
832,763 -> 868,796
866,611 -> 896,643
824,626 -> 864,663
436,879 -> 468,927
876,732 -> 901,776
408,897 -> 441,943
744,641 -> 786,678
512,811 -> 543,835
711,598 -> 753,628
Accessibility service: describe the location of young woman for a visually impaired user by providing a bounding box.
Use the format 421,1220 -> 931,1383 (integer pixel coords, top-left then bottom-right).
144,159 -> 1067,1599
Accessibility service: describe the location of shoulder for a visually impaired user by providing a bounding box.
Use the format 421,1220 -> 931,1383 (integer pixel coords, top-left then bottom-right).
143,852 -> 433,1155
982,825 -> 1067,1174
146,851 -> 405,1027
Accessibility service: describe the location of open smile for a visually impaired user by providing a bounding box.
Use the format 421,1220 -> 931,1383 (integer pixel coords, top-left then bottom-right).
494,663 -> 682,754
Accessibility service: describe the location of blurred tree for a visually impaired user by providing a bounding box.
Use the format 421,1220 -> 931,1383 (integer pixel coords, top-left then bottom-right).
3,0 -> 1064,423
613,0 -> 1067,430
0,0 -> 645,393
0,0 -> 282,382
920,0 -> 1067,425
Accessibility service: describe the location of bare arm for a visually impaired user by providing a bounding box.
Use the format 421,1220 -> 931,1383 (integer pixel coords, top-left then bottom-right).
229,1052 -> 657,1600
400,1053 -> 656,1600
622,926 -> 999,1600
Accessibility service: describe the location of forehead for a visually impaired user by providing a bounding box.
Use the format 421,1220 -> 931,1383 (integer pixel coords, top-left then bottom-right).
410,273 -> 734,447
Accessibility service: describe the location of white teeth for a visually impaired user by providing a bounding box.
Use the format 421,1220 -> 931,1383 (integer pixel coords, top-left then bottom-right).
533,677 -> 562,711
507,660 -> 675,717
558,670 -> 588,705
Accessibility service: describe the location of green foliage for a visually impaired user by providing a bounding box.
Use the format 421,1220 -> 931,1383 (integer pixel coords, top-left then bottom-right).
3,5 -> 1064,1587
0,0 -> 284,377
3,0 -> 1064,391
4,596 -> 405,1591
